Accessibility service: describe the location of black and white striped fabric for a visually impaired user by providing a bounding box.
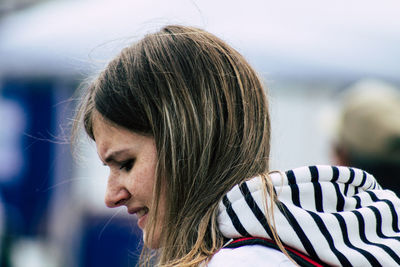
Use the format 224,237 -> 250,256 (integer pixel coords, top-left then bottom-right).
217,165 -> 400,267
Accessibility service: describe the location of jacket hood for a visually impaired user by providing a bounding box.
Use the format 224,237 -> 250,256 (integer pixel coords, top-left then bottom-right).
217,165 -> 400,266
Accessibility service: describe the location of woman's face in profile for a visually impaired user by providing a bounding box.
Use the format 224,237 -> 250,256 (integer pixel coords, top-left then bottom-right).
92,111 -> 164,248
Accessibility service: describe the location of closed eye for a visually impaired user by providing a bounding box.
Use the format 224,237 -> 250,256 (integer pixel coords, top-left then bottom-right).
120,159 -> 134,171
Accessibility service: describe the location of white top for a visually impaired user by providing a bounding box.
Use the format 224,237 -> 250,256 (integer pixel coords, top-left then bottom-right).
206,245 -> 296,266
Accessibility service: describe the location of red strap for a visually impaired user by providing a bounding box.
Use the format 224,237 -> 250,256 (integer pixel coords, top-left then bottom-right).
228,237 -> 324,267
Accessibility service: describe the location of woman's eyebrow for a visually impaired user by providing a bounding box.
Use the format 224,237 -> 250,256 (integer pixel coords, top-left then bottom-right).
104,149 -> 131,163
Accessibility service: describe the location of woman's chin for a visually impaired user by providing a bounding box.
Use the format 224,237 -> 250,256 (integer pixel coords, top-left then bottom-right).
143,230 -> 161,249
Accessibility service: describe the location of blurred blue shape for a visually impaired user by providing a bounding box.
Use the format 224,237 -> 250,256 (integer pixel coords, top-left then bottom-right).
0,79 -> 54,236
78,215 -> 142,267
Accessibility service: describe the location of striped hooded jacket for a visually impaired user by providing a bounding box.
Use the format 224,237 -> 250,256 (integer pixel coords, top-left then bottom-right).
216,165 -> 400,266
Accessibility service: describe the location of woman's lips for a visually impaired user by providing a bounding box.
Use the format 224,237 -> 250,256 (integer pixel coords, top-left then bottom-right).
129,207 -> 149,229
137,212 -> 148,229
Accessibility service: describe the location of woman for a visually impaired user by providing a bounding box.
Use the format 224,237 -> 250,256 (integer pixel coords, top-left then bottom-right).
74,25 -> 400,266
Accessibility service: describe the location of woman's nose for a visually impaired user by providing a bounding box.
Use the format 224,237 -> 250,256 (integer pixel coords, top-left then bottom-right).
104,178 -> 130,208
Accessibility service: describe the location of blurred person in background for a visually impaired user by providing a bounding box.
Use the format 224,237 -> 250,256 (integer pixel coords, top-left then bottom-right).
74,25 -> 400,267
333,79 -> 400,195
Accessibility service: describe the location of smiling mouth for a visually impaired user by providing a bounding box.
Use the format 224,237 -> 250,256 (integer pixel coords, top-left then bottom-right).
136,207 -> 149,229
130,207 -> 149,218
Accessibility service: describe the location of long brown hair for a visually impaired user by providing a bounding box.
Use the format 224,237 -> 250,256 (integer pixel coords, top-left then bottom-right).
74,25 -> 272,266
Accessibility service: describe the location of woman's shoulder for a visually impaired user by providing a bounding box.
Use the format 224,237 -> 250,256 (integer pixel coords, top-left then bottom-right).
205,244 -> 296,266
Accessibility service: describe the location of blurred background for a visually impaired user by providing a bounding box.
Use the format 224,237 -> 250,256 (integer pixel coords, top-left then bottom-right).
0,0 -> 399,266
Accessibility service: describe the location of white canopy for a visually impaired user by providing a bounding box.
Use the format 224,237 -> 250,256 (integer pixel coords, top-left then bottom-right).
0,0 -> 399,80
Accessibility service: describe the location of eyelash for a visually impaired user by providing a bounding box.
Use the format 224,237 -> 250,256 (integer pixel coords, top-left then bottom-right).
119,159 -> 134,171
